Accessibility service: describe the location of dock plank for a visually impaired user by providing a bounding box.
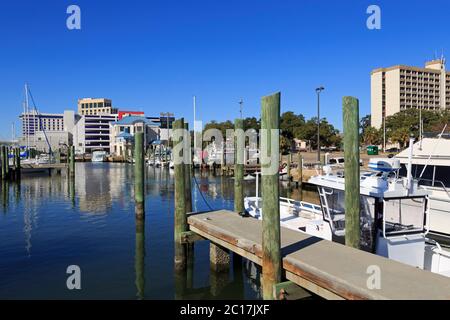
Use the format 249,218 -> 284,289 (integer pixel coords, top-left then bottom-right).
188,210 -> 450,300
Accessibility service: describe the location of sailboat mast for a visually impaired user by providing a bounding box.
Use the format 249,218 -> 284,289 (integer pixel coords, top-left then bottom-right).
25,83 -> 30,158
193,95 -> 196,152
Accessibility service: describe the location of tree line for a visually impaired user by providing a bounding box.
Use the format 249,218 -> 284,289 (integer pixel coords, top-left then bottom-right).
361,109 -> 450,148
202,109 -> 450,153
203,112 -> 341,154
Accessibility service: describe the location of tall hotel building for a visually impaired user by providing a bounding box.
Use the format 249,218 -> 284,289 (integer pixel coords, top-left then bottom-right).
78,98 -> 118,116
371,59 -> 450,129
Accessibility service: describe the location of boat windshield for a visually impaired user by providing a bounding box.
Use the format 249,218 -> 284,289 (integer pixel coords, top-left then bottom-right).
319,187 -> 377,251
383,197 -> 426,237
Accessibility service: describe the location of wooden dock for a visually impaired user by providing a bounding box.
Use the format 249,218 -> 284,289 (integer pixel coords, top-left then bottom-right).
187,210 -> 450,300
10,163 -> 68,175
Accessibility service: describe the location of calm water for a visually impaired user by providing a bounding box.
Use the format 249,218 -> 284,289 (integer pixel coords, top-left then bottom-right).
0,163 -> 319,300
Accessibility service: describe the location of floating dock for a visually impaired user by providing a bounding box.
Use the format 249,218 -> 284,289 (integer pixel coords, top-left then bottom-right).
188,210 -> 450,300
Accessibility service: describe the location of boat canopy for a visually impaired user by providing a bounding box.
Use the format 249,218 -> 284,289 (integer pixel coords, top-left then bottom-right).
396,138 -> 450,166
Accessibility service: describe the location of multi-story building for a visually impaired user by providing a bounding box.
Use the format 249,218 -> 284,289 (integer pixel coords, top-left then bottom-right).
19,110 -> 76,152
78,98 -> 117,116
371,58 -> 450,129
20,111 -> 64,135
110,116 -> 160,158
73,114 -> 118,154
147,115 -> 175,142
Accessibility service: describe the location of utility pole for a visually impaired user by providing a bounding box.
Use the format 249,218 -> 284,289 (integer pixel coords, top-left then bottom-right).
239,98 -> 243,119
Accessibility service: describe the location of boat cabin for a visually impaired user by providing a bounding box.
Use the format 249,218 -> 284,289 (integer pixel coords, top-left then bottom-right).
308,158 -> 431,268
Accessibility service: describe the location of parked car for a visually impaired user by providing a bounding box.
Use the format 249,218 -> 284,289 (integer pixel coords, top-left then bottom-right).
328,157 -> 363,166
386,147 -> 400,153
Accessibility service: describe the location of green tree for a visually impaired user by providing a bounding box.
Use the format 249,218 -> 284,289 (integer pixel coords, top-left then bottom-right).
296,117 -> 341,150
243,117 -> 260,131
362,126 -> 382,146
390,127 -> 411,148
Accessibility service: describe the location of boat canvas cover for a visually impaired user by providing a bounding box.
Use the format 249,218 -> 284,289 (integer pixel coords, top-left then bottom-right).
396,138 -> 450,166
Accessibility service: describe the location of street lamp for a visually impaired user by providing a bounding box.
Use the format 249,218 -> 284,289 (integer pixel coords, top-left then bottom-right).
316,86 -> 325,162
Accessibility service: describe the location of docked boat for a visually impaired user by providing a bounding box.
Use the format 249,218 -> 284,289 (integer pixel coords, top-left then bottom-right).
244,144 -> 450,277
396,137 -> 450,240
92,151 -> 107,163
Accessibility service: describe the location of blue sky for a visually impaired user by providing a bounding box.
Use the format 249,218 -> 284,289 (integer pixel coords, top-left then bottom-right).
1,0 -> 449,140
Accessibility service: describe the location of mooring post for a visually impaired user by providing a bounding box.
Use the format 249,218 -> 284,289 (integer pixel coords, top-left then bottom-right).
220,142 -> 225,175
173,118 -> 187,271
287,152 -> 292,182
298,152 -> 303,187
184,123 -> 192,214
343,96 -> 361,249
69,145 -> 75,178
1,146 -> 6,180
15,148 -> 21,180
55,149 -> 61,164
261,92 -> 282,300
134,132 -> 145,218
234,118 -> 244,213
135,214 -> 145,300
5,146 -> 9,179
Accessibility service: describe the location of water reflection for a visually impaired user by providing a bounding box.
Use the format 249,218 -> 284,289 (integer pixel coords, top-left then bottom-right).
135,210 -> 145,300
0,163 -> 320,299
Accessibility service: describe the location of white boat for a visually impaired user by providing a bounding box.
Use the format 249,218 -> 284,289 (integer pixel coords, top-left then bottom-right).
396,137 -> 450,239
244,142 -> 450,278
36,154 -> 52,165
92,151 -> 107,163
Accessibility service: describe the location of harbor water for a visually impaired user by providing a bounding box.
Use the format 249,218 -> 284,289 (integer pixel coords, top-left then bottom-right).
0,163 -> 319,299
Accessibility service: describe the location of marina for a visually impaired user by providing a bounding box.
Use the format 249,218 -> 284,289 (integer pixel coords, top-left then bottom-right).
2,1 -> 450,305
2,92 -> 450,300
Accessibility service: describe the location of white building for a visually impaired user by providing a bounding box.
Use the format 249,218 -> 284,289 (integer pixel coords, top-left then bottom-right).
110,116 -> 160,158
371,58 -> 450,129
19,110 -> 76,152
73,114 -> 118,155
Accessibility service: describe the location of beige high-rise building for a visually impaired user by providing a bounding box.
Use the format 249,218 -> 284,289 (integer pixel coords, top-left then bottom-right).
371,59 -> 450,129
78,98 -> 117,115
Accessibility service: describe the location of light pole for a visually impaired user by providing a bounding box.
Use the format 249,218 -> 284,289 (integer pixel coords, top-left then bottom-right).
239,98 -> 243,119
316,86 -> 325,162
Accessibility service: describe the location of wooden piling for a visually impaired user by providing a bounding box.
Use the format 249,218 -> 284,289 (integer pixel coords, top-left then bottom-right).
287,153 -> 292,182
15,148 -> 21,180
234,118 -> 244,213
135,215 -> 145,300
55,149 -> 61,164
5,147 -> 9,179
173,118 -> 187,271
261,92 -> 281,300
134,132 -> 145,218
1,146 -> 6,180
298,152 -> 303,187
343,96 -> 360,249
184,123 -> 192,214
69,146 -> 75,177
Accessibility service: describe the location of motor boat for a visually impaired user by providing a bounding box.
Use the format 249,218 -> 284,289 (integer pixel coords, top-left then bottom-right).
92,151 -> 107,163
396,137 -> 450,240
244,141 -> 450,278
